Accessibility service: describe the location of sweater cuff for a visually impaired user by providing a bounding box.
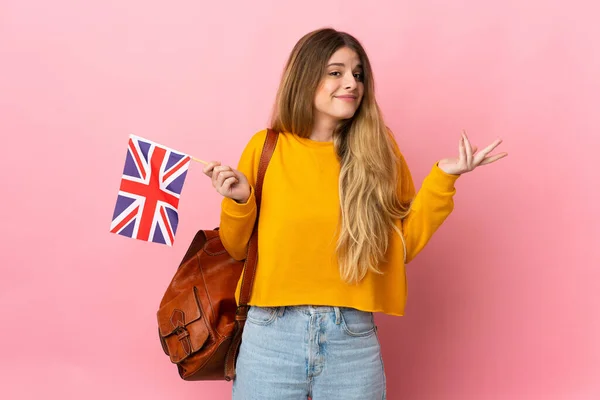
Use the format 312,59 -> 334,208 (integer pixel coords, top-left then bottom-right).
423,162 -> 460,193
222,186 -> 256,217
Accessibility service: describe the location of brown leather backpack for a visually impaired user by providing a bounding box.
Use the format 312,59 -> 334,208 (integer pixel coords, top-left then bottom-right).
156,129 -> 278,381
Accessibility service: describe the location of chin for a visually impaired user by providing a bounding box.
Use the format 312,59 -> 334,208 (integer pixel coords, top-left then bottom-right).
331,108 -> 358,120
318,106 -> 359,122
337,111 -> 358,120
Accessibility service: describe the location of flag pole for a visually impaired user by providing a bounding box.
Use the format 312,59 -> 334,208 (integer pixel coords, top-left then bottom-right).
191,157 -> 208,165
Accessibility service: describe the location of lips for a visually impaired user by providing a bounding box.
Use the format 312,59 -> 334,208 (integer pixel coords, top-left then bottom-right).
335,95 -> 357,102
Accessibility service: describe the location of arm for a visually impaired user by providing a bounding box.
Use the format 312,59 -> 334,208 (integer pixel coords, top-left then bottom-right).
395,130 -> 507,263
388,132 -> 460,264
397,154 -> 460,263
208,130 -> 267,260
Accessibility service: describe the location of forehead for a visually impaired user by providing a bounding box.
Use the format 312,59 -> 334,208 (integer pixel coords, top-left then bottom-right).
326,47 -> 362,66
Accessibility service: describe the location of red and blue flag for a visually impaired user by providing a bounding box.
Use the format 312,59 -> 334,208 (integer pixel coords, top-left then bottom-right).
110,134 -> 191,246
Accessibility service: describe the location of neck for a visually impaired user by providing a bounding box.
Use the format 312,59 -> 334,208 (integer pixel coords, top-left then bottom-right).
310,114 -> 337,142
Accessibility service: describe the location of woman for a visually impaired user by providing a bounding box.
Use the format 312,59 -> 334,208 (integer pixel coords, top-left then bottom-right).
203,28 -> 506,400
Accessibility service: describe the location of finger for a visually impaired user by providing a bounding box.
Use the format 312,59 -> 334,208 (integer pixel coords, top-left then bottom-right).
479,152 -> 508,166
459,135 -> 467,164
216,171 -> 236,187
213,165 -> 232,174
462,130 -> 473,167
481,139 -> 503,155
474,139 -> 503,164
220,176 -> 238,193
203,161 -> 221,176
212,165 -> 232,184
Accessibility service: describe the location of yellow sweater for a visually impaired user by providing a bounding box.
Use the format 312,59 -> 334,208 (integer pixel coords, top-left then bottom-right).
219,129 -> 459,316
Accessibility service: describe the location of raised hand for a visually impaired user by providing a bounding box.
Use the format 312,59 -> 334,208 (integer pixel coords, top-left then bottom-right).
438,130 -> 508,175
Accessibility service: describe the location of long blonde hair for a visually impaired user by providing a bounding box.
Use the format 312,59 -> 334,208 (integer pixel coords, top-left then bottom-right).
271,28 -> 411,284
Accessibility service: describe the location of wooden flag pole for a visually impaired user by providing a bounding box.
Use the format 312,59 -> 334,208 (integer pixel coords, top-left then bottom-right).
191,157 -> 208,165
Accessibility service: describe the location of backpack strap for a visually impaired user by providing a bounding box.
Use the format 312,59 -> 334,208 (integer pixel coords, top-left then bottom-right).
238,128 -> 278,309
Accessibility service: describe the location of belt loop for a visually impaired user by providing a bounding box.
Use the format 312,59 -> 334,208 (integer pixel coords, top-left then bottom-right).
334,307 -> 341,325
277,306 -> 285,317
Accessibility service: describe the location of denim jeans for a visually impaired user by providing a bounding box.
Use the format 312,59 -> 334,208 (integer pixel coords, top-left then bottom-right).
232,305 -> 386,399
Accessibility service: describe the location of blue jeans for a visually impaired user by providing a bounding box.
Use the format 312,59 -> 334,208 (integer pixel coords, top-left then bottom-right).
232,305 -> 386,399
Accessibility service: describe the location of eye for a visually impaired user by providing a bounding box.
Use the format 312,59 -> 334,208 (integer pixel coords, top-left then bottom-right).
354,72 -> 364,81
329,71 -> 341,77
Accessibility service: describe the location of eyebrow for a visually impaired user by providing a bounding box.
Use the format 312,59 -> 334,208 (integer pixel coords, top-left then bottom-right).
327,62 -> 363,68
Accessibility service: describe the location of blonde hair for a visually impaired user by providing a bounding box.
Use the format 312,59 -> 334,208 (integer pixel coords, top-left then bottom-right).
271,28 -> 411,284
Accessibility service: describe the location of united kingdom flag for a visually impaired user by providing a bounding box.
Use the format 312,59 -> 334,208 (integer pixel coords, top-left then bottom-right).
110,134 -> 192,246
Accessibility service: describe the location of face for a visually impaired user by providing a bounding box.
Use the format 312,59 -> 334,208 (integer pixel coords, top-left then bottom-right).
314,47 -> 365,124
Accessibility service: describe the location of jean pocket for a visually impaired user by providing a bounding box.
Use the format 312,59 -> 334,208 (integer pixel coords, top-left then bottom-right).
247,306 -> 278,326
340,307 -> 376,337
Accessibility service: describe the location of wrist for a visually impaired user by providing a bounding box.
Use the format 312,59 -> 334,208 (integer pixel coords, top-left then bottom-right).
436,161 -> 460,176
233,188 -> 252,204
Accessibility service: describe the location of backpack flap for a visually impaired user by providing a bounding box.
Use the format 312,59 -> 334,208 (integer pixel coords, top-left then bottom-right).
157,286 -> 209,364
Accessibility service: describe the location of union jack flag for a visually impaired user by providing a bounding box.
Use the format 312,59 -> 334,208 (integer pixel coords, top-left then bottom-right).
110,134 -> 191,246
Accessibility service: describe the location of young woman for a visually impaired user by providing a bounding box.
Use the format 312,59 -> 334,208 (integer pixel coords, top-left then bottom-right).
203,28 -> 506,400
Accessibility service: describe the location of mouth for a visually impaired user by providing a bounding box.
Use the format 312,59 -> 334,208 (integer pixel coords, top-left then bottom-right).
335,95 -> 357,102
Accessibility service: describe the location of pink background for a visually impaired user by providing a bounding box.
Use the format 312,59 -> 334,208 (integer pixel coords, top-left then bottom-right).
1,0 -> 598,399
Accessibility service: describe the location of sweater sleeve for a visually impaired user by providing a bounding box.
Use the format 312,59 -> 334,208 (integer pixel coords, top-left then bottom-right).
392,136 -> 460,264
219,129 -> 267,260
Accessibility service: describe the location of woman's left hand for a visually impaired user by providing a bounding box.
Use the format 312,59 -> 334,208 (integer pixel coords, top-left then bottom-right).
438,130 -> 508,175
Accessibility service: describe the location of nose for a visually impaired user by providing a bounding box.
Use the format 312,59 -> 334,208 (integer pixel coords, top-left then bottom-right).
343,72 -> 357,90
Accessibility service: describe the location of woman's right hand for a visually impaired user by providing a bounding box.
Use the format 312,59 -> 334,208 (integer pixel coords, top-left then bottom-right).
202,161 -> 251,203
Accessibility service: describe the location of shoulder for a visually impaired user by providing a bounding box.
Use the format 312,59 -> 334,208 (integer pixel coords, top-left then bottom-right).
235,129 -> 272,180
243,128 -> 288,156
238,129 -> 270,161
245,128 -> 269,150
